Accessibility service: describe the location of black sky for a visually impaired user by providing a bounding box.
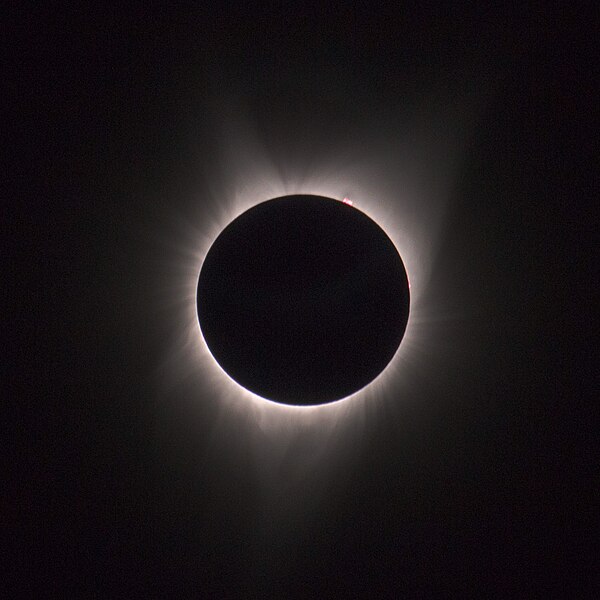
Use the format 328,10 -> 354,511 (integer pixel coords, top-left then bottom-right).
6,5 -> 596,597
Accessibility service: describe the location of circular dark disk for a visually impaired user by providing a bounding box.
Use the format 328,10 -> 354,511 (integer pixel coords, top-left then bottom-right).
197,195 -> 410,405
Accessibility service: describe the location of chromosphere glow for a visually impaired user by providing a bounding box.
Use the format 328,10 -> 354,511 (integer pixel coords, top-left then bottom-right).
196,194 -> 410,406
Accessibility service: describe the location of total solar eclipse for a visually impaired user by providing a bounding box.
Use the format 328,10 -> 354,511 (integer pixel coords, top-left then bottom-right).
197,194 -> 410,405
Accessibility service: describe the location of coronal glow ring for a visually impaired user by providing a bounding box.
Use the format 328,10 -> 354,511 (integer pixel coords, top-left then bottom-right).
171,174 -> 430,424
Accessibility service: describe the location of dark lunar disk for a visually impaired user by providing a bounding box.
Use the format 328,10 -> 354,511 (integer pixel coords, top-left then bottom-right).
197,195 -> 410,405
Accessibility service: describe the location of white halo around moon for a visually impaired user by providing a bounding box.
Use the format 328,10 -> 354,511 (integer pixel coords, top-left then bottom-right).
151,93 -> 479,438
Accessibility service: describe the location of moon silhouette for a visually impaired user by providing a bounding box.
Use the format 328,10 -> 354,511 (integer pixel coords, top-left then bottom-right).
197,194 -> 410,405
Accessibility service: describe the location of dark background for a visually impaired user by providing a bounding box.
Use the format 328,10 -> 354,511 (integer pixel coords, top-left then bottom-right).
6,5 -> 596,597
